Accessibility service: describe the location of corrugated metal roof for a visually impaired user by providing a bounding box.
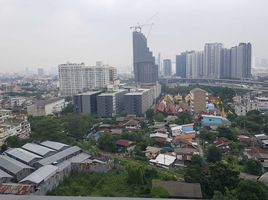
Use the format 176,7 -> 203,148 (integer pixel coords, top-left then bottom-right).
22,143 -> 56,157
0,155 -> 33,174
0,184 -> 32,195
68,153 -> 91,163
40,140 -> 69,151
19,165 -> 58,185
5,148 -> 42,163
37,146 -> 82,166
0,169 -> 13,179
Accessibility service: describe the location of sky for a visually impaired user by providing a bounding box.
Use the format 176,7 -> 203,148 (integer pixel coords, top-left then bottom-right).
0,0 -> 267,73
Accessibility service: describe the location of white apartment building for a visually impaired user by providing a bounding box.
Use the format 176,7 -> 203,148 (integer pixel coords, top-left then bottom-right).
58,62 -> 116,96
27,98 -> 65,117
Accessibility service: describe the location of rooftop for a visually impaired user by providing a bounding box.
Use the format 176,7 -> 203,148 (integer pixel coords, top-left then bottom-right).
150,154 -> 176,166
0,155 -> 33,175
22,143 -> 56,157
20,165 -> 58,185
0,169 -> 13,179
37,146 -> 82,166
5,148 -> 42,163
40,140 -> 69,151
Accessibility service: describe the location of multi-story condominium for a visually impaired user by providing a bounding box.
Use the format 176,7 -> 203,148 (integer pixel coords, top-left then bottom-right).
204,43 -> 223,79
230,43 -> 252,79
27,98 -> 65,117
220,48 -> 231,78
97,89 -> 126,117
176,51 -> 194,78
73,91 -> 102,114
186,51 -> 204,79
190,88 -> 207,113
58,62 -> 116,96
133,30 -> 158,83
124,88 -> 154,117
163,59 -> 172,77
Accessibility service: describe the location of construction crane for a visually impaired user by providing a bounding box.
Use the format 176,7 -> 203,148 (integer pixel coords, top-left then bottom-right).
130,12 -> 158,38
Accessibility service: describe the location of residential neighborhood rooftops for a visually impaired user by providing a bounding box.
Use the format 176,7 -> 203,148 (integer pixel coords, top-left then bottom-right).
40,140 -> 69,151
20,165 -> 58,185
115,139 -> 134,147
0,155 -> 33,175
150,154 -> 176,167
22,143 -> 56,157
152,181 -> 202,199
5,148 -> 42,163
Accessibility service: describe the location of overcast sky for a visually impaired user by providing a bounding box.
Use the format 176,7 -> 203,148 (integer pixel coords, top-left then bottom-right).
0,0 -> 267,73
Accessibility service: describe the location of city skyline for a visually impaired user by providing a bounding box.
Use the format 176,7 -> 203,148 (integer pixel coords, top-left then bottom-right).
0,0 -> 268,73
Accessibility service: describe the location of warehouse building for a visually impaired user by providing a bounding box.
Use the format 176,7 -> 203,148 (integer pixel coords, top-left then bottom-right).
22,143 -> 56,157
0,155 -> 33,181
0,169 -> 13,184
35,146 -> 82,167
40,140 -> 70,151
5,148 -> 42,166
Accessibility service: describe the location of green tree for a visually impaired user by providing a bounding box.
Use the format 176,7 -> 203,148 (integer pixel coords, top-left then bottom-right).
146,109 -> 155,121
209,162 -> 240,194
5,135 -> 28,148
61,103 -> 74,115
154,112 -> 165,122
217,127 -> 237,141
212,189 -> 237,200
206,145 -> 222,163
236,180 -> 268,200
175,112 -> 193,125
127,165 -> 146,185
63,113 -> 93,140
97,133 -> 116,152
244,159 -> 263,176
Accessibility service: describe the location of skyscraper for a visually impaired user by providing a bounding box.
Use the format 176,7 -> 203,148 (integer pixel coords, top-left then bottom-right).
186,51 -> 204,79
204,43 -> 223,79
175,51 -> 194,78
163,59 -> 172,77
230,43 -> 251,79
220,48 -> 231,78
133,30 -> 158,83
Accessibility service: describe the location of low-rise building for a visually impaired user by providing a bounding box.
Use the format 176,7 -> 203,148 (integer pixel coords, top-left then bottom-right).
115,139 -> 135,152
201,114 -> 231,128
27,98 -> 65,117
40,140 -> 70,151
0,155 -> 33,182
22,143 -> 56,157
149,154 -> 176,168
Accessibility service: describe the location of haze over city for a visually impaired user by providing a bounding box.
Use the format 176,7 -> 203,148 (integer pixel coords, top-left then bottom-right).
0,0 -> 268,73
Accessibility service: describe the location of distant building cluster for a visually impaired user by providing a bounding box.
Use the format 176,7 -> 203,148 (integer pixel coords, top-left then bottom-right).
175,43 -> 252,79
0,110 -> 30,146
0,140 -> 111,195
233,92 -> 268,116
73,83 -> 161,117
58,62 -> 117,96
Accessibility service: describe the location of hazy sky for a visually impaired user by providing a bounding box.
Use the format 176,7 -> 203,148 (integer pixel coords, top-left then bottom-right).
0,0 -> 267,73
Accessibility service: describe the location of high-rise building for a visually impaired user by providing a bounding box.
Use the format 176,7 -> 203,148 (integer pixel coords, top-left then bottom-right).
97,89 -> 126,117
133,30 -> 158,83
230,43 -> 252,79
220,48 -> 231,78
37,68 -> 45,76
163,59 -> 172,77
58,62 -> 114,96
204,43 -> 223,79
124,88 -> 154,117
157,53 -> 162,76
176,51 -> 194,78
186,51 -> 204,79
73,91 -> 102,114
